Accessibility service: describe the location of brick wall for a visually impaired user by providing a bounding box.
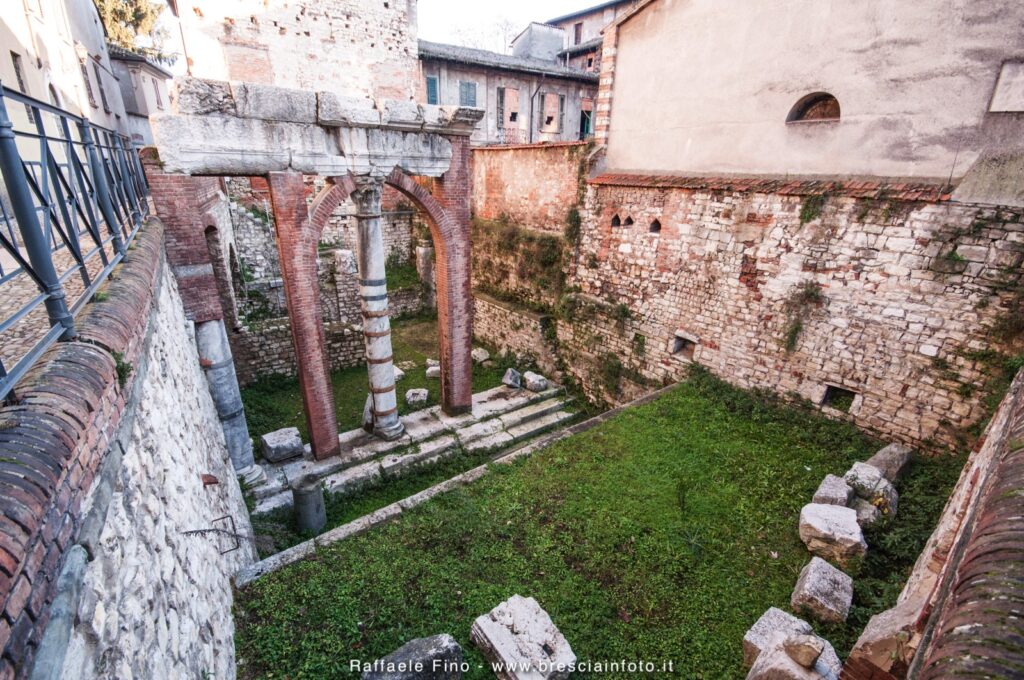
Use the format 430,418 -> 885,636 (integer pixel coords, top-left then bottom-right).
472,142 -> 589,233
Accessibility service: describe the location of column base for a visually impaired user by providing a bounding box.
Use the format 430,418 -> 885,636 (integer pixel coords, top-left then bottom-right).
373,417 -> 406,441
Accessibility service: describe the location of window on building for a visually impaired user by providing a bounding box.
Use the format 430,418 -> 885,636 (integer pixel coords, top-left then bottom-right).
496,87 -> 519,131
671,332 -> 697,362
573,22 -> 583,45
152,78 -> 164,109
10,52 -> 32,117
611,214 -> 621,227
92,59 -> 111,113
579,98 -> 594,140
10,52 -> 28,94
787,92 -> 840,123
586,56 -> 594,69
649,219 -> 662,233
426,75 -> 439,105
539,92 -> 565,133
459,80 -> 477,107
623,216 -> 634,226
79,58 -> 97,108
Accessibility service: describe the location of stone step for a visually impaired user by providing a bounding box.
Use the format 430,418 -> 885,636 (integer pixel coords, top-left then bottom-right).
251,394 -> 575,515
249,385 -> 564,502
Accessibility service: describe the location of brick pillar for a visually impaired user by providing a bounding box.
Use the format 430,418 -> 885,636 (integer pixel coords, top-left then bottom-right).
266,171 -> 340,460
140,151 -> 223,322
428,136 -> 473,415
352,176 -> 404,440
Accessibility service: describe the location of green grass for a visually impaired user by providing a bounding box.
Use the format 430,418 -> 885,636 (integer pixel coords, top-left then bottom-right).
240,316 -> 510,442
234,368 -> 965,679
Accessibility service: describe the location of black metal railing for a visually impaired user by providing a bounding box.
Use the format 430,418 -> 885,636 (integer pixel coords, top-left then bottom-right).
0,82 -> 149,402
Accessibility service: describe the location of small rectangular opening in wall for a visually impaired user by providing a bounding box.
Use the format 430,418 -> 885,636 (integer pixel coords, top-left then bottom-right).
671,331 -> 697,361
822,385 -> 857,413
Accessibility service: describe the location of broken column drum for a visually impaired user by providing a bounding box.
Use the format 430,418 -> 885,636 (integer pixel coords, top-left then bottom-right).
352,177 -> 405,441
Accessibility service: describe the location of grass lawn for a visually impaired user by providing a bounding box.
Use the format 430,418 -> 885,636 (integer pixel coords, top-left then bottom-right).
234,368 -> 964,679
240,315 -> 512,442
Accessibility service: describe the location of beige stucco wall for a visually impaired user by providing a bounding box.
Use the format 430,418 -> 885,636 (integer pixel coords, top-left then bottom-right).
1,0 -> 127,130
176,0 -> 419,101
605,0 -> 1024,180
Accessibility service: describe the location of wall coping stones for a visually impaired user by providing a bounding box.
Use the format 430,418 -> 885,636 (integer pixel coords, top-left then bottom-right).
588,173 -> 955,202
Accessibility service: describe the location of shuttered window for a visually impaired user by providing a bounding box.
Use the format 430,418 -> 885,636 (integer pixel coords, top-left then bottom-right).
459,81 -> 477,107
426,76 -> 439,105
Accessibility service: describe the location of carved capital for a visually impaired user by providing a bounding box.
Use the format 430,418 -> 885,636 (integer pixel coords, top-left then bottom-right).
351,176 -> 384,216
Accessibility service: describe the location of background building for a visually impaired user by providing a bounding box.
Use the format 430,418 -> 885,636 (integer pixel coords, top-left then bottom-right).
109,43 -> 172,145
418,39 -> 598,145
1,0 -> 128,130
548,0 -> 639,72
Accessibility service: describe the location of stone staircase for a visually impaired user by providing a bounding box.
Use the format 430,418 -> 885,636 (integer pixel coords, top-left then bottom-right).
248,384 -> 576,515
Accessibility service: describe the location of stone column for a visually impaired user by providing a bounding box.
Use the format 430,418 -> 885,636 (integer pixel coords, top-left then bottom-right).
352,176 -> 405,441
195,319 -> 262,482
266,171 -> 341,460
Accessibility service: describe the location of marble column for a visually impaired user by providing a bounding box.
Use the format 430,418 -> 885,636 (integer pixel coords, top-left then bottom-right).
352,176 -> 405,440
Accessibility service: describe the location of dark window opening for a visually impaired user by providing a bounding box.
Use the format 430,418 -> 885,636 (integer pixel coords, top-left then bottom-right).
573,22 -> 583,45
611,214 -> 621,227
787,92 -> 840,123
587,57 -> 594,69
80,59 -> 97,107
672,333 -> 696,361
510,111 -> 518,122
822,385 -> 857,412
623,216 -> 634,226
92,60 -> 111,113
649,219 -> 661,233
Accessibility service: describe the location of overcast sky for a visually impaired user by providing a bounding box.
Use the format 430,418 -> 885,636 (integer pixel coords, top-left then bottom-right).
417,0 -> 594,52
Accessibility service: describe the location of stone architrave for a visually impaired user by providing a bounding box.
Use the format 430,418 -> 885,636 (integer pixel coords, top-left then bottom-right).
470,595 -> 575,680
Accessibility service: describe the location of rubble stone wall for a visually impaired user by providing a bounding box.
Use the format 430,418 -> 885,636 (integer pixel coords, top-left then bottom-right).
473,294 -> 559,375
563,178 -> 1023,444
0,220 -> 253,678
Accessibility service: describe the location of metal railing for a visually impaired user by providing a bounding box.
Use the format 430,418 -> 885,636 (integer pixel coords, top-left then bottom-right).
0,82 -> 149,402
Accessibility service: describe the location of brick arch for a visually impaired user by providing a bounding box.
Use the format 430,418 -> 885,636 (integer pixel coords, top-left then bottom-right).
308,168 -> 473,415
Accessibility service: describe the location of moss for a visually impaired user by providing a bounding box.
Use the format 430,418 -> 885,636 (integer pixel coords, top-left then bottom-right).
800,194 -> 827,225
564,207 -> 581,245
112,351 -> 132,388
782,281 -> 825,352
597,352 -> 623,395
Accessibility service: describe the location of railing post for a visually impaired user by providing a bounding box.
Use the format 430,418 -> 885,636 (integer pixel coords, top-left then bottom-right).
0,87 -> 76,340
79,120 -> 125,256
113,135 -> 142,231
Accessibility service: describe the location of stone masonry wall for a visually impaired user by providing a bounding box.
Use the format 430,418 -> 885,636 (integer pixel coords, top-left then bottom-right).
178,0 -> 418,101
473,294 -> 559,376
472,142 -> 589,234
0,220 -> 253,678
563,177 -> 1023,445
60,250 -> 254,679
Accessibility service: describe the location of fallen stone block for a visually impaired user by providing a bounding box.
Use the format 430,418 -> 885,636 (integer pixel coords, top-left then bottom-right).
791,557 -> 853,623
844,463 -> 898,518
522,371 -> 548,392
743,607 -> 812,667
471,595 -> 575,680
472,347 -> 491,364
851,497 -> 881,527
361,633 -> 463,680
260,427 -> 304,462
426,366 -> 441,379
426,358 -> 440,368
502,368 -> 522,389
747,630 -> 841,680
406,388 -> 429,408
865,443 -> 913,482
394,366 -> 407,382
812,474 -> 854,506
798,504 -> 867,567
